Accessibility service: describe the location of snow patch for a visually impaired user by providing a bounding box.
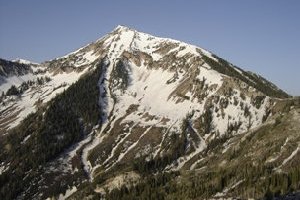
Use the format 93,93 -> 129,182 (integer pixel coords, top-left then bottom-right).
197,67 -> 223,86
0,162 -> 10,175
282,147 -> 299,166
58,186 -> 77,200
21,135 -> 31,144
12,58 -> 39,65
0,73 -> 35,93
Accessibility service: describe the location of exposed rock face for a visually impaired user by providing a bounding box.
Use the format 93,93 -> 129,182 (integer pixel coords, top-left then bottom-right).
1,26 -> 297,200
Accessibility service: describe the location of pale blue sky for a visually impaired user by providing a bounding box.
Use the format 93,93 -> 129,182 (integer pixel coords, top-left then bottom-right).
0,0 -> 299,95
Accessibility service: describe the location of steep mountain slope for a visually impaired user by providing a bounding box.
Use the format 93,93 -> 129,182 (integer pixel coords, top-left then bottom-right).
0,54 -> 94,133
0,25 -> 297,200
102,98 -> 300,200
0,58 -> 35,92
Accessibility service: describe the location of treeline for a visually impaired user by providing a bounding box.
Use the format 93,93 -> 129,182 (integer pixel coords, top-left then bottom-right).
1,76 -> 52,101
110,59 -> 130,95
0,58 -> 31,77
133,117 -> 189,174
102,112 -> 300,199
102,163 -> 300,200
0,60 -> 104,199
106,172 -> 179,200
201,55 -> 288,98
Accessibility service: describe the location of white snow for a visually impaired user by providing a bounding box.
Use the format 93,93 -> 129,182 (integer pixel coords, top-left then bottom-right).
5,90 -> 38,129
102,123 -> 139,168
117,126 -> 152,162
127,64 -> 189,120
275,145 -> 299,172
44,130 -> 99,179
78,24 -> 273,174
266,137 -> 290,163
107,126 -> 153,170
12,58 -> 39,65
0,166 -> 4,175
81,134 -> 102,180
281,137 -> 290,151
215,179 -> 244,197
110,25 -> 216,63
282,147 -> 299,166
131,31 -> 165,61
82,50 -> 98,63
197,66 -> 223,86
169,127 -> 206,171
0,73 -> 35,93
110,61 -> 216,130
0,66 -> 90,131
70,50 -> 98,67
212,91 -> 271,135
0,25 -> 279,185
0,162 -> 9,175
173,140 -> 206,170
58,186 -> 77,200
199,48 -> 218,61
21,135 -> 31,144
153,122 -> 177,158
190,158 -> 204,170
234,67 -> 243,75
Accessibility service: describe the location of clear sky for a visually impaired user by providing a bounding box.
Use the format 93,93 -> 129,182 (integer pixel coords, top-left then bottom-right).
0,0 -> 299,95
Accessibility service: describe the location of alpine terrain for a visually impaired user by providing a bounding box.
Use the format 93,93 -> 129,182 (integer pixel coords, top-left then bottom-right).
0,25 -> 299,200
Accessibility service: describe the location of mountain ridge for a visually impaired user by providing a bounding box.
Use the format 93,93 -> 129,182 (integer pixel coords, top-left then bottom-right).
0,26 -> 298,200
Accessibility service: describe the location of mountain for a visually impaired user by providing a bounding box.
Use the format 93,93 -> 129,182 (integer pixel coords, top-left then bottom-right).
0,25 -> 298,200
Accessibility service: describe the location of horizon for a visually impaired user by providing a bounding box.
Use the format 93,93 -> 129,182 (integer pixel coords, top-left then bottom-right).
0,0 -> 299,95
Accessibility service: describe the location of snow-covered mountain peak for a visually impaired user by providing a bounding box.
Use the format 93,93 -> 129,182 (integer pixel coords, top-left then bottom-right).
113,25 -> 132,32
12,58 -> 39,65
1,27 -> 289,156
1,26 -> 296,200
51,25 -> 214,71
0,26 -> 288,135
